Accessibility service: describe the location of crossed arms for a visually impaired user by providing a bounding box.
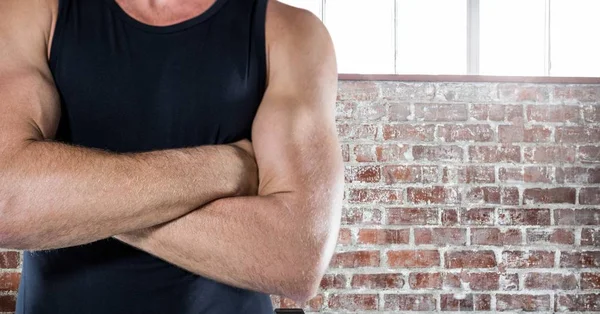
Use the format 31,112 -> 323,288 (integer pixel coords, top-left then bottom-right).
0,0 -> 342,303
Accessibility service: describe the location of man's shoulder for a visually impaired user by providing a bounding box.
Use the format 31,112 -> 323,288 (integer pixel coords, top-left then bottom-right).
0,0 -> 57,55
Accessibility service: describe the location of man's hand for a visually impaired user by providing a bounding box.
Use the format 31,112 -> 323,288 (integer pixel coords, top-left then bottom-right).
228,139 -> 259,197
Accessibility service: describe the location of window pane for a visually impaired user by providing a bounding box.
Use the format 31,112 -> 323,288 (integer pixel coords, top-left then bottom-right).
396,0 -> 467,75
551,0 -> 600,77
480,0 -> 546,76
325,0 -> 395,74
278,0 -> 321,19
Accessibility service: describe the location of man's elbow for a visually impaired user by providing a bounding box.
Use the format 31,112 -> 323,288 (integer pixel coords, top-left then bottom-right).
283,264 -> 322,304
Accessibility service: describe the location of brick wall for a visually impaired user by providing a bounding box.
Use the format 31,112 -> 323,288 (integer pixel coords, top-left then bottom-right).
1,81 -> 599,313
272,81 -> 600,312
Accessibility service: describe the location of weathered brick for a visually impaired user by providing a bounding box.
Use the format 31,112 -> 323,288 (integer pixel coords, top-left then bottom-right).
408,272 -> 441,289
357,229 -> 409,245
500,273 -> 520,291
414,103 -> 468,121
344,165 -> 381,183
502,187 -> 520,205
498,125 -> 552,143
461,208 -> 494,225
470,104 -> 523,121
0,251 -> 20,269
498,84 -> 550,102
556,167 -> 600,184
497,208 -> 551,226
354,144 -> 410,162
502,251 -> 555,268
341,144 -> 349,162
0,273 -> 20,292
388,250 -> 440,268
556,126 -> 600,143
337,228 -> 352,245
465,186 -> 501,205
445,250 -> 496,268
355,101 -> 387,121
388,102 -> 411,121
387,208 -> 439,225
469,145 -> 520,163
584,105 -> 600,123
554,85 -> 600,103
320,274 -> 347,289
350,273 -> 404,289
471,228 -> 522,246
383,124 -> 435,141
464,272 -> 501,291
474,294 -> 492,311
526,228 -> 575,245
496,294 -> 551,311
444,166 -> 495,184
336,101 -> 355,120
556,294 -> 600,312
579,146 -> 600,163
338,81 -> 379,101
527,105 -> 580,122
380,82 -> 436,101
341,207 -> 382,225
328,294 -> 378,311
348,188 -> 403,204
438,124 -> 494,142
280,294 -> 324,311
337,124 -> 378,141
441,209 -> 459,226
555,209 -> 600,225
498,167 -> 524,183
413,145 -> 463,162
582,228 -> 600,246
523,146 -> 577,163
0,295 -> 17,313
580,187 -> 600,205
440,294 -> 474,311
329,251 -> 380,268
524,273 -> 578,290
384,294 -> 436,311
383,165 -> 438,184
408,186 -> 460,205
523,188 -> 576,204
524,166 -> 554,183
414,228 -> 467,246
581,273 -> 600,290
560,251 -> 600,268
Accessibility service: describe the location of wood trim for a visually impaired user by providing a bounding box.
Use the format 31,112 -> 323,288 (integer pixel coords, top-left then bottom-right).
338,74 -> 600,84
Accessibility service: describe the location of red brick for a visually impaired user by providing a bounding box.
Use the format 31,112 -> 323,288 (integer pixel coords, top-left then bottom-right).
498,125 -> 552,143
444,166 -> 495,183
413,145 -> 463,162
387,208 -> 438,225
280,294 -> 324,311
501,187 -> 520,205
0,273 -> 20,291
335,100 -> 355,121
556,294 -> 600,312
337,124 -> 378,140
524,273 -> 578,290
555,209 -> 600,225
337,81 -> 379,101
560,251 -> 600,268
0,295 -> 16,312
329,251 -> 380,268
337,228 -> 352,245
474,294 -> 492,310
445,250 -> 496,268
581,273 -> 600,290
497,208 -> 551,226
388,102 -> 411,121
582,228 -> 600,246
388,250 -> 440,268
441,209 -> 459,226
579,146 -> 600,163
498,84 -> 550,102
470,104 -> 523,121
344,166 -> 381,183
502,251 -> 555,268
465,187 -> 501,204
500,273 -> 520,291
351,273 -> 404,289
340,144 -> 349,162
414,103 -> 468,121
462,272 -> 500,291
380,82 -> 436,101
524,188 -> 576,204
348,188 -> 402,204
471,228 -> 522,245
328,294 -> 378,311
554,85 -> 600,103
383,124 -> 435,141
348,143 -> 411,162
414,228 -> 466,246
341,207 -> 382,225
357,229 -> 409,245
580,188 -> 600,205
524,166 -> 553,183
440,294 -> 475,311
355,101 -> 386,121
461,208 -> 494,225
384,294 -> 436,311
319,274 -> 346,289
556,167 -> 600,184
496,294 -> 551,311
408,272 -> 442,289
469,145 -> 520,163
523,146 -> 577,163
556,126 -> 600,143
498,167 -> 523,183
526,229 -> 575,245
0,251 -> 20,268
527,105 -> 580,122
584,105 -> 600,123
408,186 -> 460,205
383,165 -> 437,184
438,124 -> 494,142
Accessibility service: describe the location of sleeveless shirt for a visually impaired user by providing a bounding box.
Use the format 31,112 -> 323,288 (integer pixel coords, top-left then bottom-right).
16,0 -> 272,313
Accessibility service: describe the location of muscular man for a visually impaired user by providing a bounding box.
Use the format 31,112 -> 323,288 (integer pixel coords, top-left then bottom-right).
0,0 -> 343,312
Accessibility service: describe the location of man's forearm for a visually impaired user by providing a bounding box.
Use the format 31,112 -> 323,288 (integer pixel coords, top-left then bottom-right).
0,139 -> 248,250
114,194 -> 338,303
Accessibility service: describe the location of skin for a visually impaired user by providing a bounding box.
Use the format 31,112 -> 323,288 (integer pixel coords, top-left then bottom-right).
0,0 -> 343,305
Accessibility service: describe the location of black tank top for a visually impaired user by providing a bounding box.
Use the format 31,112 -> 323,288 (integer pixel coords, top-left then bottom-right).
16,0 -> 272,313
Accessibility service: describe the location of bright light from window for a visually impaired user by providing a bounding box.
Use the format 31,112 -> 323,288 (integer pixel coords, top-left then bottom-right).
325,0 -> 396,74
479,0 -> 546,76
550,0 -> 600,77
277,0 -> 321,19
396,0 -> 467,75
